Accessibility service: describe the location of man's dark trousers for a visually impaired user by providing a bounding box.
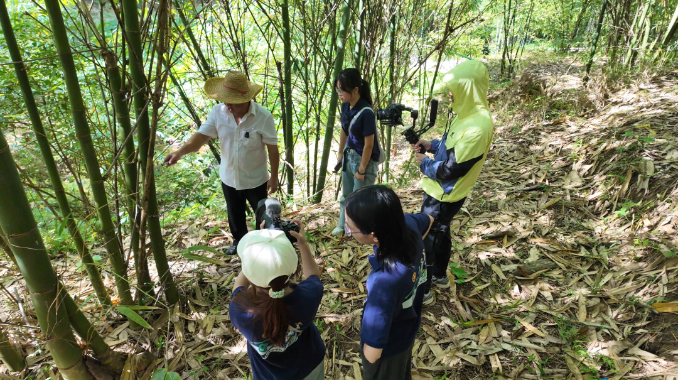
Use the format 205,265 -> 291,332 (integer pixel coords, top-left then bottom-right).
221,181 -> 268,248
421,194 -> 465,294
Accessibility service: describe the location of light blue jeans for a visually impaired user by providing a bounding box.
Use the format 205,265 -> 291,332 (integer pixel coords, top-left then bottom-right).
338,149 -> 378,228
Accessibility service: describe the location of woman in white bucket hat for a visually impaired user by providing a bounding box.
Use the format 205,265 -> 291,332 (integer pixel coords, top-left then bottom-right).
229,223 -> 326,380
164,71 -> 280,255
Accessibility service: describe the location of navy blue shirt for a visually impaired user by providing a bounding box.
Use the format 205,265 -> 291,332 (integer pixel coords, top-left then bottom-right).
229,276 -> 325,380
361,213 -> 430,358
341,99 -> 380,162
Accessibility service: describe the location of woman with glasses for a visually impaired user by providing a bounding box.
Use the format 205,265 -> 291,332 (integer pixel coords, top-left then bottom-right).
331,68 -> 381,236
344,185 -> 433,380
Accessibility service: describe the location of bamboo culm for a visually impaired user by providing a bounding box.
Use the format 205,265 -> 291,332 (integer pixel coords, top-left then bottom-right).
314,0 -> 354,203
0,0 -> 111,306
42,0 -> 134,309
0,126 -> 92,380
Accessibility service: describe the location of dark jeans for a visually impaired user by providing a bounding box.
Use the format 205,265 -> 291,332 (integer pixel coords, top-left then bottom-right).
421,194 -> 465,293
362,344 -> 414,380
221,181 -> 268,247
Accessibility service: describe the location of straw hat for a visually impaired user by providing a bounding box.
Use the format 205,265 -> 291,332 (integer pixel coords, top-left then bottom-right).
204,71 -> 263,104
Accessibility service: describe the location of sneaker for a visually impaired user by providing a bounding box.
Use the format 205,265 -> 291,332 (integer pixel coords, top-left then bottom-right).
431,275 -> 450,289
423,291 -> 434,306
222,245 -> 237,256
331,226 -> 344,236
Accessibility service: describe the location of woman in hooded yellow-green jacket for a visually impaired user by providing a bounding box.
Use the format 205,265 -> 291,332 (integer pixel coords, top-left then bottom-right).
411,60 -> 495,306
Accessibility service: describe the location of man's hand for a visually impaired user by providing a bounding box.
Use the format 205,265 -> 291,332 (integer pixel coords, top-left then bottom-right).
412,139 -> 432,153
163,152 -> 183,166
415,152 -> 427,164
354,170 -> 366,182
267,176 -> 279,194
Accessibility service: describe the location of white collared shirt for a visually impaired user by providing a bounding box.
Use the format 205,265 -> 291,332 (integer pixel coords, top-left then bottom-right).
198,101 -> 277,190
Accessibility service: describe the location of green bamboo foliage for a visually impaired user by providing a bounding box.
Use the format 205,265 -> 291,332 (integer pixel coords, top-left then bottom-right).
0,0 -> 111,306
42,0 -> 134,308
314,0 -> 353,203
282,0 -> 295,196
0,130 -> 92,379
0,326 -> 25,372
122,0 -> 179,304
175,2 -> 214,78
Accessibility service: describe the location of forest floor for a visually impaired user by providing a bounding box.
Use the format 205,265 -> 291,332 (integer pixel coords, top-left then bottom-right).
3,55 -> 678,380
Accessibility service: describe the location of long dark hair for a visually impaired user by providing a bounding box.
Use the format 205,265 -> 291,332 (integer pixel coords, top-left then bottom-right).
232,275 -> 290,346
345,185 -> 419,268
335,68 -> 373,106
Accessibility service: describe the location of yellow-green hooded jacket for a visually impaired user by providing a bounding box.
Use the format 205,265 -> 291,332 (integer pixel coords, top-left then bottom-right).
419,60 -> 494,202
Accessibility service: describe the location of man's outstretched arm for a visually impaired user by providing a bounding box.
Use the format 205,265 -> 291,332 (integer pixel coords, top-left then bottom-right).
163,132 -> 212,165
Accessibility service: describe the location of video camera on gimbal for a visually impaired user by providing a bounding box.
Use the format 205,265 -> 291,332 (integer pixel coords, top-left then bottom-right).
375,99 -> 439,153
255,198 -> 300,243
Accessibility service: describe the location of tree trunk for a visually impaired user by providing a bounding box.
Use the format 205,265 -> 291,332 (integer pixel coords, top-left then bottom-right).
282,0 -> 295,197
122,0 -> 179,304
43,0 -> 134,309
0,326 -> 25,372
314,0 -> 353,203
0,129 -> 92,380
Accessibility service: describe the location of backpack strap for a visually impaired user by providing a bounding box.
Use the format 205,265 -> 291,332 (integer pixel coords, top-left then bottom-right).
348,107 -> 372,130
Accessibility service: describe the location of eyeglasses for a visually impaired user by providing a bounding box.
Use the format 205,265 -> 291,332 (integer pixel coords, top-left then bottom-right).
344,223 -> 368,237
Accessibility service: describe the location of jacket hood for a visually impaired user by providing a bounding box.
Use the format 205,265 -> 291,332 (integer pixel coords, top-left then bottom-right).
447,60 -> 490,119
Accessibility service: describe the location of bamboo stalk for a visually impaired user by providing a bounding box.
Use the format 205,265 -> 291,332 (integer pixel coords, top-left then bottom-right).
0,0 -> 111,307
122,0 -> 179,304
314,0 -> 353,203
0,225 -> 17,267
0,127 -> 91,379
282,0 -> 295,197
584,0 -> 609,84
43,0 -> 134,309
0,326 -> 25,372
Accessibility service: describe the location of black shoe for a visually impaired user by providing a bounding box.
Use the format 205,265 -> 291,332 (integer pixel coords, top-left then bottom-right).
223,245 -> 237,256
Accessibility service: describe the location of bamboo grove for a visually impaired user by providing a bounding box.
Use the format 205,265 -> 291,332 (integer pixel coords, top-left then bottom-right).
0,0 -> 676,377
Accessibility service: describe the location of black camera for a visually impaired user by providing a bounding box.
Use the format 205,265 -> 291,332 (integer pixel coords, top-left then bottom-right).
255,198 -> 300,243
376,103 -> 419,126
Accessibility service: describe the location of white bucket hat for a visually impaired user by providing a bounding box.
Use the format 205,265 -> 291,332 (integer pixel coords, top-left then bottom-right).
204,71 -> 263,104
237,230 -> 298,288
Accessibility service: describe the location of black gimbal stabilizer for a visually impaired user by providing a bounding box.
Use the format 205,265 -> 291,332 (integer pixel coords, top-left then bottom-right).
375,99 -> 439,154
401,99 -> 438,153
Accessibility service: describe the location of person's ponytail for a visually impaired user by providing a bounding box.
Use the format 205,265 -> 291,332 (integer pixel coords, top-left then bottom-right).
231,275 -> 290,346
336,68 -> 372,106
360,79 -> 373,106
261,276 -> 290,346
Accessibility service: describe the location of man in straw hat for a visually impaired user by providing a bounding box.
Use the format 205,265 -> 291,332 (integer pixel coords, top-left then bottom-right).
164,71 -> 280,255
